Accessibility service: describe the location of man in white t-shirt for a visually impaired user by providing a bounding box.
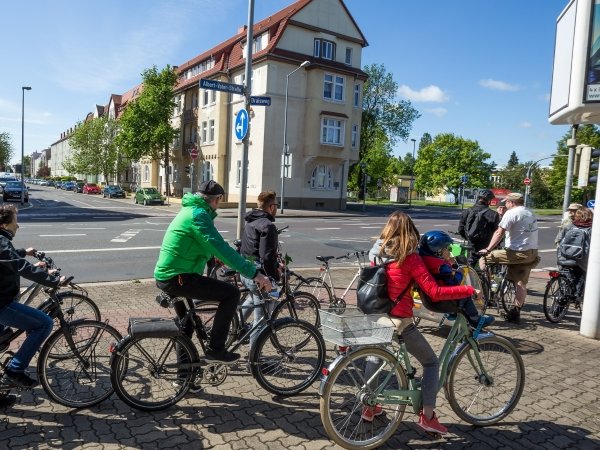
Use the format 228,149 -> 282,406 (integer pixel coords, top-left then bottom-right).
478,192 -> 539,323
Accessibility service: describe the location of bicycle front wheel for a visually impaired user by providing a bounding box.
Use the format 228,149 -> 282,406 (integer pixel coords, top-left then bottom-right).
320,347 -> 408,450
499,279 -> 517,314
38,320 -> 122,408
194,300 -> 240,349
543,277 -> 570,323
110,334 -> 197,411
250,318 -> 325,396
272,291 -> 321,328
445,335 -> 525,426
294,276 -> 334,305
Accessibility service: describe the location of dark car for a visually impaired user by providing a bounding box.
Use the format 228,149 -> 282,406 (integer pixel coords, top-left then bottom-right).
103,185 -> 126,198
62,181 -> 76,191
73,182 -> 85,193
3,181 -> 29,203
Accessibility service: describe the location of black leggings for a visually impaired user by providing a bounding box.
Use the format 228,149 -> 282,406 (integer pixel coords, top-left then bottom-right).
156,273 -> 240,352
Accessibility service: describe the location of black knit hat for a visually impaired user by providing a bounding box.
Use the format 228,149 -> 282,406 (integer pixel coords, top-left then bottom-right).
199,180 -> 225,196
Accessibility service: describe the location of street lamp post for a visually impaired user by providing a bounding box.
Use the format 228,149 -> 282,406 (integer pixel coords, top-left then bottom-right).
408,138 -> 416,207
523,154 -> 568,207
280,60 -> 310,214
21,86 -> 32,205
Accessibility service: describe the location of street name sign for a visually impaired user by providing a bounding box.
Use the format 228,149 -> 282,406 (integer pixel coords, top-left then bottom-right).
200,78 -> 244,95
235,109 -> 249,140
250,96 -> 271,106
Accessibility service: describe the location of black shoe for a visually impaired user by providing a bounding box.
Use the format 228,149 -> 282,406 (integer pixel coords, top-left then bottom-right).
505,308 -> 520,323
0,393 -> 18,407
1,369 -> 39,389
205,348 -> 240,364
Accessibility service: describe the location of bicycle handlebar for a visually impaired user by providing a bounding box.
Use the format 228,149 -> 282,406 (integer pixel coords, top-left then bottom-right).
335,250 -> 367,260
277,225 -> 289,234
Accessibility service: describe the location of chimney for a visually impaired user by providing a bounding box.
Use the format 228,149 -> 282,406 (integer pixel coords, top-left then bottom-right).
238,25 -> 247,34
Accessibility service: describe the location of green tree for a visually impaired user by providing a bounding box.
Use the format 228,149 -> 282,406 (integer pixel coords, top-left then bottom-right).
419,132 -> 432,150
506,151 -> 519,168
117,65 -> 178,196
414,133 -> 492,204
69,116 -> 122,182
0,132 -> 13,171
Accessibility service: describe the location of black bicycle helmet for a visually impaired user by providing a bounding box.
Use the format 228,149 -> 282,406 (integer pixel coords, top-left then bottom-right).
477,189 -> 495,202
419,230 -> 454,256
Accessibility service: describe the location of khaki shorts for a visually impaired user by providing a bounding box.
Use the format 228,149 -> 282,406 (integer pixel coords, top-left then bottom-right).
484,248 -> 540,283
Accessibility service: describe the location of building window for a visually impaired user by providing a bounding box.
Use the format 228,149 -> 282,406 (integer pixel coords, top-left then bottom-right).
209,119 -> 215,143
323,74 -> 344,101
201,121 -> 207,143
236,160 -> 241,185
311,165 -> 333,190
354,84 -> 361,108
143,165 -> 150,182
313,40 -> 320,58
192,91 -> 199,108
191,126 -> 197,144
345,47 -> 352,65
210,90 -> 216,104
203,89 -> 209,106
321,118 -> 345,146
202,161 -> 213,182
314,39 -> 336,60
351,124 -> 358,148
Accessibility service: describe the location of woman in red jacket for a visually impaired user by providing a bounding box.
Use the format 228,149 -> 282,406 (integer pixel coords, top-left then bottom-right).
368,211 -> 477,435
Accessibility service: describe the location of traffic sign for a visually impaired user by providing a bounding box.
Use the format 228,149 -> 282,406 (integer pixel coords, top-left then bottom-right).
588,199 -> 595,208
524,177 -> 531,185
188,148 -> 199,159
235,109 -> 249,140
200,78 -> 244,95
250,96 -> 271,106
460,175 -> 468,184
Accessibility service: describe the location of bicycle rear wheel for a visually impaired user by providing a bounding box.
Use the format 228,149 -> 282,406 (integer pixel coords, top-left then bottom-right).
38,320 -> 122,408
250,318 -> 325,396
294,276 -> 334,305
110,334 -> 197,411
543,277 -> 570,323
445,335 -> 525,426
271,291 -> 321,328
320,347 -> 408,450
499,279 -> 517,314
57,292 -> 101,323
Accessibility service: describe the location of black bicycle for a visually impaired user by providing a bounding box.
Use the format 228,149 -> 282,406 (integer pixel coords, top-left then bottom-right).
0,277 -> 122,408
110,290 -> 326,412
543,267 -> 585,323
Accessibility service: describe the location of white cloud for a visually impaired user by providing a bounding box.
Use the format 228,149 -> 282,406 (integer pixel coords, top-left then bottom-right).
426,107 -> 448,117
538,93 -> 551,101
398,85 -> 449,103
519,121 -> 532,128
479,79 -> 520,91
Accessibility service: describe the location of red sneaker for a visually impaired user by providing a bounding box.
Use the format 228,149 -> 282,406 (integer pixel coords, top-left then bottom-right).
417,411 -> 448,435
361,404 -> 383,422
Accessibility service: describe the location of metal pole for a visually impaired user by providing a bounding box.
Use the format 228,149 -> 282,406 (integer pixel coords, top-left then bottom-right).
236,0 -> 254,240
581,176 -> 600,339
362,165 -> 367,212
21,86 -> 31,205
280,61 -> 309,215
563,124 -> 578,213
409,138 -> 416,206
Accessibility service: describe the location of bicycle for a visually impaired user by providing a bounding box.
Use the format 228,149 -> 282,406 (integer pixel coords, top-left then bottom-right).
110,290 -> 326,412
294,250 -> 369,309
0,276 -> 122,408
543,267 -> 585,323
318,302 -> 525,449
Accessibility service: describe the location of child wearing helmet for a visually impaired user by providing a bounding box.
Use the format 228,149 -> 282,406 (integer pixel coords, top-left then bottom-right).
419,230 -> 494,328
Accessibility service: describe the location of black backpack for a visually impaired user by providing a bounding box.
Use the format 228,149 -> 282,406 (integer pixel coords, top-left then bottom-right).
465,209 -> 488,242
356,261 -> 411,314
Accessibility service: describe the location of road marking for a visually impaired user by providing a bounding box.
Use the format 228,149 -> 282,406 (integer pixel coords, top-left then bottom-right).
68,227 -> 106,230
360,226 -> 383,229
40,246 -> 160,254
111,229 -> 141,243
537,226 -> 551,229
539,248 -> 557,253
39,234 -> 86,237
329,238 -> 370,242
315,227 -> 341,230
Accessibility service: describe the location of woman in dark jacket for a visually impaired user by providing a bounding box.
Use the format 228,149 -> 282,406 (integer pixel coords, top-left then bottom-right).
0,204 -> 64,390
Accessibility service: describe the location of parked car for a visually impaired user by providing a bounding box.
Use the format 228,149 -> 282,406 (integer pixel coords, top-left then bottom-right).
73,182 -> 85,193
45,180 -> 55,187
83,183 -> 101,194
2,181 -> 29,203
0,176 -> 18,192
103,185 -> 126,198
54,181 -> 63,189
62,181 -> 76,191
134,187 -> 164,206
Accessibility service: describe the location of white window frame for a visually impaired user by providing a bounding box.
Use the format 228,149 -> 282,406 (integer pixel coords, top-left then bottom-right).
351,124 -> 358,148
323,73 -> 344,102
209,119 -> 215,143
202,161 -> 213,182
354,84 -> 361,108
203,89 -> 209,106
321,118 -> 345,146
345,47 -> 352,65
210,89 -> 216,105
201,121 -> 207,144
313,39 -> 320,58
311,165 -> 333,190
143,165 -> 150,182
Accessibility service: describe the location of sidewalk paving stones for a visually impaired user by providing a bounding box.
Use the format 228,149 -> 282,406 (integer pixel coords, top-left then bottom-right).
1,270 -> 599,449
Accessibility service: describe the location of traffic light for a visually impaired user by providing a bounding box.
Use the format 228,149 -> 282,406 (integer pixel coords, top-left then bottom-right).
577,146 -> 600,187
184,165 -> 190,174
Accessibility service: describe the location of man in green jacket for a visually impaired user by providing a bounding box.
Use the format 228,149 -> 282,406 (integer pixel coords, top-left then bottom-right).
155,180 -> 271,363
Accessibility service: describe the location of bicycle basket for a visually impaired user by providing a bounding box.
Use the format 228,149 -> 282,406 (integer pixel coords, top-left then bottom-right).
320,307 -> 395,346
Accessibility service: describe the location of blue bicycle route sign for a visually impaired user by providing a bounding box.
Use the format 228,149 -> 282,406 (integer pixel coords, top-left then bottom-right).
588,199 -> 595,208
235,109 -> 249,140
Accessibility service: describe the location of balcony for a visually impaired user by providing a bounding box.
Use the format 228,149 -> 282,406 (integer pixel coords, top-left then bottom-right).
182,108 -> 198,124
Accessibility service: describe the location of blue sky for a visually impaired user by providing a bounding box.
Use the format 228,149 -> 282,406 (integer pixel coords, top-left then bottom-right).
1,0 -> 570,167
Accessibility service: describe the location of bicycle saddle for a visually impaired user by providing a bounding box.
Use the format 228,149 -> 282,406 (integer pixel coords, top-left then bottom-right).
316,256 -> 335,263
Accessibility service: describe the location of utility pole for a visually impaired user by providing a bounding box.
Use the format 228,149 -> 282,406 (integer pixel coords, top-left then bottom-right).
563,124 -> 578,213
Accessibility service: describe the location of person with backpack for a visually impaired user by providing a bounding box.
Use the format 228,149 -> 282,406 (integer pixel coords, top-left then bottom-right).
554,203 -> 583,246
367,211 -> 479,435
557,207 -> 593,298
458,189 -> 500,266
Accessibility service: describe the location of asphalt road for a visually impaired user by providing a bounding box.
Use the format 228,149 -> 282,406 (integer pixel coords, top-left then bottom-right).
9,184 -> 563,283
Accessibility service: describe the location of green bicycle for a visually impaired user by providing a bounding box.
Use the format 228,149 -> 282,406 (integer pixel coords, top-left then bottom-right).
319,301 -> 525,449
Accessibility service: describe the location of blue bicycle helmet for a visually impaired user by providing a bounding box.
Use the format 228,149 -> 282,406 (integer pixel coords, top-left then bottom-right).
419,230 -> 454,256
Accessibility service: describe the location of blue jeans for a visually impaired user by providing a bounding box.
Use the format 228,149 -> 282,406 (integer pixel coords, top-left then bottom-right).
240,276 -> 274,350
0,301 -> 54,372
